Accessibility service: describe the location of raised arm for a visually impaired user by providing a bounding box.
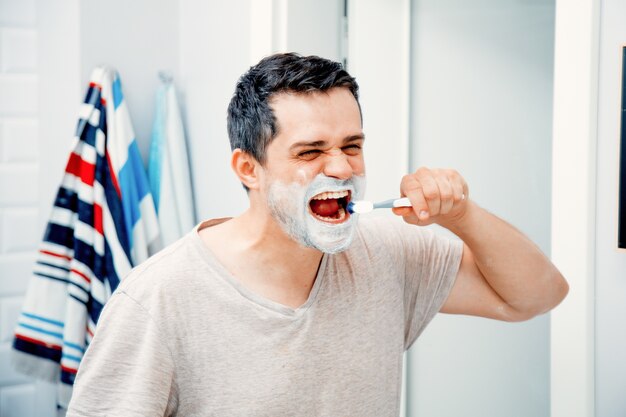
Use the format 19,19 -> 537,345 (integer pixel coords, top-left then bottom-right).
392,167 -> 568,322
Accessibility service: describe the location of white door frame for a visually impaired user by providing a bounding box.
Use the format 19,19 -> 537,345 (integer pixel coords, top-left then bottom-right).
551,1 -> 600,417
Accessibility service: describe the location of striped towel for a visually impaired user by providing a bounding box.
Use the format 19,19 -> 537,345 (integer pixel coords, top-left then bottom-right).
11,67 -> 161,409
148,74 -> 196,245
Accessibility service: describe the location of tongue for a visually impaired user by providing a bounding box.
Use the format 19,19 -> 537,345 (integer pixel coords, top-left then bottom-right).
310,199 -> 340,217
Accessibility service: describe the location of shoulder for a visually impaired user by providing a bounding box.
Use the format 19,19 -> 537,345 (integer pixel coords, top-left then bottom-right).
115,231 -> 211,305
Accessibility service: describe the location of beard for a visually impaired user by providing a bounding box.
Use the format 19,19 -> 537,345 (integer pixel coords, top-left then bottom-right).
266,173 -> 366,254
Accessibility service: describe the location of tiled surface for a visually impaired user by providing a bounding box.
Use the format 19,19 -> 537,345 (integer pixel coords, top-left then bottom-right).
1,28 -> 38,72
0,1 -> 44,415
0,296 -> 23,343
0,384 -> 36,417
0,74 -> 38,115
0,253 -> 34,297
0,208 -> 39,253
0,0 -> 36,26
0,164 -> 39,206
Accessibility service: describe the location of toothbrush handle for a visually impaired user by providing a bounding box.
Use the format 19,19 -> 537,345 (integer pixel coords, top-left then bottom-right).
373,197 -> 412,209
392,197 -> 412,208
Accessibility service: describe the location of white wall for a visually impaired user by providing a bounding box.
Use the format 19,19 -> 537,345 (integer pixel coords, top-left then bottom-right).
595,0 -> 626,414
0,0 -> 57,415
285,0 -> 343,62
406,1 -> 555,417
347,0 -> 410,204
179,0 -> 252,220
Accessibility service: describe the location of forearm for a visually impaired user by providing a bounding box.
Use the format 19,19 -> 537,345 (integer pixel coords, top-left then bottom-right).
444,201 -> 569,318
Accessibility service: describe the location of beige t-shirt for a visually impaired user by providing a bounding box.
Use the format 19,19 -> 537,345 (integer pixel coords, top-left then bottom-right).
66,216 -> 463,417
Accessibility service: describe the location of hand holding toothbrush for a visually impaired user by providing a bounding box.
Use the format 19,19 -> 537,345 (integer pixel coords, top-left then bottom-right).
350,167 -> 469,227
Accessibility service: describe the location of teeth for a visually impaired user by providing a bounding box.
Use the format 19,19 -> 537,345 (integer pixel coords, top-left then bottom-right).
311,190 -> 349,201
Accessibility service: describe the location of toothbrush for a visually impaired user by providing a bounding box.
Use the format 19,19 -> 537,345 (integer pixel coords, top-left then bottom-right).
347,197 -> 412,214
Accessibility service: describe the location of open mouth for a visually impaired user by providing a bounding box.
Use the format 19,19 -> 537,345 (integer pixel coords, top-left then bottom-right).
308,190 -> 352,223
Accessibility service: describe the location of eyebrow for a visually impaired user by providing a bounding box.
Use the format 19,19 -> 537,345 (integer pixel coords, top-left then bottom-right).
289,134 -> 365,151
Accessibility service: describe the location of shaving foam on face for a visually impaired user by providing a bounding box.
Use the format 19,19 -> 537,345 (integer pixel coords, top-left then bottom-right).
267,173 -> 366,254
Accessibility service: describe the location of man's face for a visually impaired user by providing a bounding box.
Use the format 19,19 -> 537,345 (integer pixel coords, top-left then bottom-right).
260,87 -> 366,253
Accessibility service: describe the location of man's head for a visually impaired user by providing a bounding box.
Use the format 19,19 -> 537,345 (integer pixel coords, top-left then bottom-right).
228,53 -> 366,254
227,53 -> 361,167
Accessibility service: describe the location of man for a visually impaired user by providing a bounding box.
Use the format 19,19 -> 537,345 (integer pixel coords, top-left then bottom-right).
67,53 -> 568,416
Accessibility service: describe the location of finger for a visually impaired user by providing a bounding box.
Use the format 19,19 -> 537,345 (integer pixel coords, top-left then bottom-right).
400,175 -> 429,221
462,179 -> 469,202
446,169 -> 467,203
451,176 -> 465,203
418,173 -> 440,217
438,176 -> 454,214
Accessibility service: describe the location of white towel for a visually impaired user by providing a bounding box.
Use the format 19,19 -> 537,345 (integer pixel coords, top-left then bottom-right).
148,75 -> 196,245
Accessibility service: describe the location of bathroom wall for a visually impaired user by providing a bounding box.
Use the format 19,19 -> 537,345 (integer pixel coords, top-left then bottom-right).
406,1 -> 556,416
0,0 -> 57,414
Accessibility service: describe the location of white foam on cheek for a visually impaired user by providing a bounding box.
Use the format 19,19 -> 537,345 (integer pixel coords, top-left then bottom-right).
351,174 -> 366,200
267,179 -> 307,219
267,174 -> 367,254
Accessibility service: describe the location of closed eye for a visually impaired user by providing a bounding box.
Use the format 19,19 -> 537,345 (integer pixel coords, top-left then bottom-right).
297,149 -> 323,160
342,144 -> 362,155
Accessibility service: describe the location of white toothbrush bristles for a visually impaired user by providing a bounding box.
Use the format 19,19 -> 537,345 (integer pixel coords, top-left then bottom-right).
348,201 -> 374,214
348,197 -> 413,214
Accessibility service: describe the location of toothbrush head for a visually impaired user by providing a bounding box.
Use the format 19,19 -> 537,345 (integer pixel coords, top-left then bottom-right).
347,200 -> 373,214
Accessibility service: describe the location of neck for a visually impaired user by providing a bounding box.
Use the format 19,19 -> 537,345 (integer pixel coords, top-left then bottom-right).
198,205 -> 326,309
224,208 -> 325,308
235,208 -> 323,267
214,206 -> 323,286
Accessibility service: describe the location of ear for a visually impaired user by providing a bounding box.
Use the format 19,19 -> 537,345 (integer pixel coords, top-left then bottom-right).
231,149 -> 261,190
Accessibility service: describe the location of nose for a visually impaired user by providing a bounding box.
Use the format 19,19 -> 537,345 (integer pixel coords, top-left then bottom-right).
323,151 -> 353,180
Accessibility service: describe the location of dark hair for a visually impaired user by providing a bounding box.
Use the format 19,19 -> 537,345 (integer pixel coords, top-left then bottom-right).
227,52 -> 360,166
